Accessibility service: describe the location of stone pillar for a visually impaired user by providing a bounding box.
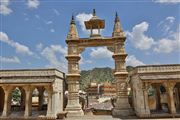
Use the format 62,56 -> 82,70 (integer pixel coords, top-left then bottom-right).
2,86 -> 13,117
142,83 -> 150,115
24,86 -> 33,117
47,90 -> 52,116
20,88 -> 25,111
112,38 -> 133,117
65,42 -> 84,117
164,82 -> 176,117
154,84 -> 161,110
174,87 -> 179,109
38,87 -> 44,111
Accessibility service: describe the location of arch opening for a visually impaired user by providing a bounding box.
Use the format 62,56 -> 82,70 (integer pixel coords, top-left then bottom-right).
148,84 -> 170,114
10,87 -> 25,117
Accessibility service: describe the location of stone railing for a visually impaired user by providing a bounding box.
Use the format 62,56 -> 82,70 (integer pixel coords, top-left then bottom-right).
136,64 -> 180,73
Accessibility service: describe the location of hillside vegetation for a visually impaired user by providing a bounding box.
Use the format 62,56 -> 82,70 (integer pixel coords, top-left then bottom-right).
79,66 -> 134,90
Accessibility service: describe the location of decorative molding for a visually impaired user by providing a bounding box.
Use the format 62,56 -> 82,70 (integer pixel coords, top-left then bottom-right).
137,65 -> 180,73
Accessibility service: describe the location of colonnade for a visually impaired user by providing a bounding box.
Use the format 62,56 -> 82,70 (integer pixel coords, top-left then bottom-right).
143,82 -> 180,116
0,85 -> 56,117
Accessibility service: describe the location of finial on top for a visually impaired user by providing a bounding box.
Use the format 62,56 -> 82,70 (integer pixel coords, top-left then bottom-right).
70,15 -> 75,24
93,9 -> 96,16
115,12 -> 120,22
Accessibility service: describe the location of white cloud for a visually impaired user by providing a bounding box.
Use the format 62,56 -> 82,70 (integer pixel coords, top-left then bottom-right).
158,16 -> 175,35
46,21 -> 53,25
126,22 -> 155,50
154,0 -> 180,4
41,45 -> 67,71
90,47 -> 113,60
27,0 -> 40,9
50,29 -> 55,33
0,0 -> 12,15
154,26 -> 180,53
36,43 -> 43,51
76,13 -> 93,33
0,56 -> 20,63
80,55 -> 92,65
126,55 -> 145,67
0,32 -> 33,55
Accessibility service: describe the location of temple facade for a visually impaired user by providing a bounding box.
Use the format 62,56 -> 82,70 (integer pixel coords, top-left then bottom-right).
128,64 -> 180,118
0,69 -> 65,118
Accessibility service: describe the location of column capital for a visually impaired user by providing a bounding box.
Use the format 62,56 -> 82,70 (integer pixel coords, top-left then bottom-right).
2,85 -> 14,92
44,85 -> 53,94
163,82 -> 176,91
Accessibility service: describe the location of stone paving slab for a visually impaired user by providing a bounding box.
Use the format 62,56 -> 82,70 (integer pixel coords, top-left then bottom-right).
65,115 -> 180,120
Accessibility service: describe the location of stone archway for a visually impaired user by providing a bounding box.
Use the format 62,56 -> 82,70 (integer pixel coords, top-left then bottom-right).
65,9 -> 132,117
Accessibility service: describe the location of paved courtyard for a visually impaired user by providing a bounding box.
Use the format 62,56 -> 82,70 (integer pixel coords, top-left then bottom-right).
65,115 -> 180,120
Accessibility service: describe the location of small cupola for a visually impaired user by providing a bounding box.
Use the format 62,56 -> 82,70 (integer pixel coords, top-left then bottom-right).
84,9 -> 105,38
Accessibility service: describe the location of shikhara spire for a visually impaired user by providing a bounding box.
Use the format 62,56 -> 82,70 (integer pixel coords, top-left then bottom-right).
112,12 -> 124,37
67,15 -> 79,39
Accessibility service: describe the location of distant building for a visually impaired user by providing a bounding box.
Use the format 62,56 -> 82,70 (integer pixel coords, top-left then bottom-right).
86,82 -> 116,98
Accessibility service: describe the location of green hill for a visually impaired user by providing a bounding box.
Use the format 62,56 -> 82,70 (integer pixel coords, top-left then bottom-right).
79,67 -> 114,90
79,66 -> 134,90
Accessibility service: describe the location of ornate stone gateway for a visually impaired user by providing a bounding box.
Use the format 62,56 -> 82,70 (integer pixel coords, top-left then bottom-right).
65,9 -> 133,117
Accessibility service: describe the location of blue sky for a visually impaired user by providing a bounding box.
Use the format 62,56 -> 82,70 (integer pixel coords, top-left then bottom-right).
0,0 -> 179,72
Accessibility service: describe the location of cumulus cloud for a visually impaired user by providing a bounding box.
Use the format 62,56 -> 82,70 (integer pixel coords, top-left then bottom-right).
76,13 -> 93,33
41,45 -> 67,71
0,56 -> 20,63
126,55 -> 145,67
90,47 -> 113,60
0,0 -> 12,15
158,16 -> 175,35
0,32 -> 33,55
154,25 -> 180,53
27,0 -> 40,9
36,43 -> 43,51
126,22 -> 155,50
80,55 -> 92,65
154,0 -> 180,4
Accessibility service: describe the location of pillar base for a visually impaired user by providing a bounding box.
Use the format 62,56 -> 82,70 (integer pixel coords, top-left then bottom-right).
66,106 -> 84,117
112,97 -> 134,117
112,107 -> 134,117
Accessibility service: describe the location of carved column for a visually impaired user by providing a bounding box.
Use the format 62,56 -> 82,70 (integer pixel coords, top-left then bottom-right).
65,42 -> 83,116
142,83 -> 150,115
112,37 -> 133,117
174,87 -> 180,109
154,84 -> 161,110
24,86 -> 33,117
2,86 -> 13,117
45,86 -> 53,117
164,82 -> 176,116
